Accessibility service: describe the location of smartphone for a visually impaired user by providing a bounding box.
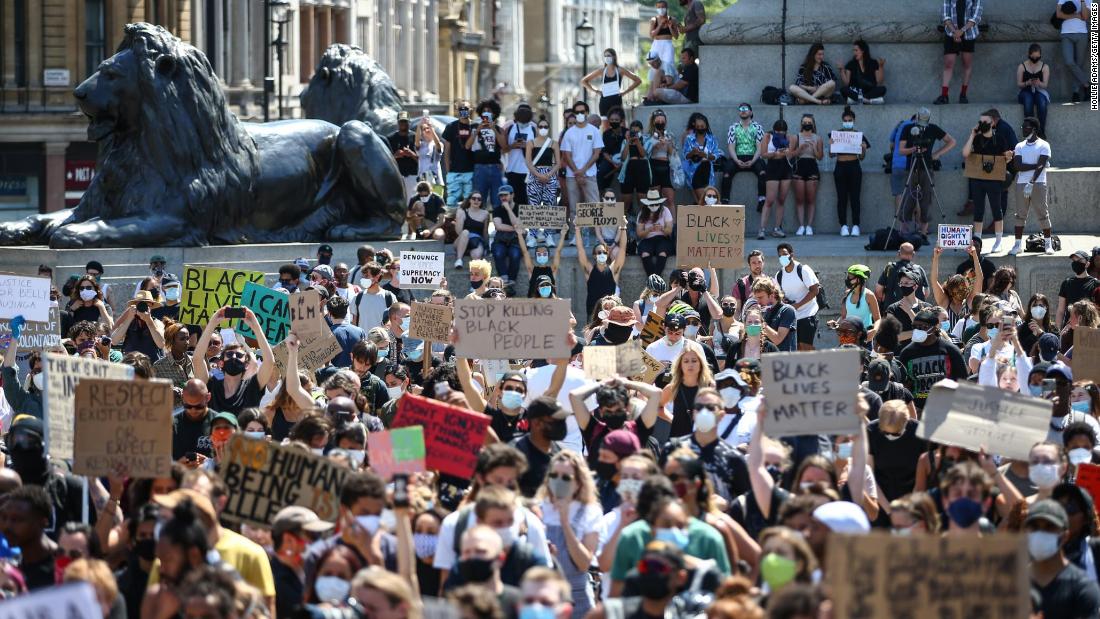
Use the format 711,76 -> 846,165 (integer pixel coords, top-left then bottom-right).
225,307 -> 245,319
136,301 -> 148,313
393,474 -> 410,508
1042,378 -> 1056,397
422,109 -> 430,118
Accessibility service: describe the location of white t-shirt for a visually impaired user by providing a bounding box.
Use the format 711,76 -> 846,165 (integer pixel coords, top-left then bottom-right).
646,336 -> 685,366
505,122 -> 536,174
596,506 -> 626,601
777,262 -> 820,320
560,123 -> 604,177
538,500 -> 603,536
1015,137 -> 1052,184
715,396 -> 760,447
1060,0 -> 1089,34
523,363 -> 591,455
433,505 -> 551,571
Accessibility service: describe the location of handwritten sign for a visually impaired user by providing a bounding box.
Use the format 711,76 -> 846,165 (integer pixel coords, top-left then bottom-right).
0,306 -> 61,350
42,352 -> 134,459
367,426 -> 427,479
392,393 -> 491,478
938,224 -> 973,249
1077,463 -> 1100,516
453,298 -> 570,360
575,201 -> 625,227
761,349 -> 862,437
0,582 -> 101,619
676,205 -> 745,268
1073,327 -> 1100,383
826,533 -> 1028,619
180,265 -> 265,327
220,435 -> 349,527
409,302 -> 453,342
917,380 -> 1051,460
482,359 -> 511,385
271,328 -> 341,373
584,341 -> 646,380
630,350 -> 665,383
0,272 -> 51,323
639,311 -> 665,347
73,378 -> 173,477
964,153 -> 1008,181
829,130 -> 864,155
289,289 -> 323,341
399,251 -> 445,290
236,281 -> 290,343
519,203 -> 566,230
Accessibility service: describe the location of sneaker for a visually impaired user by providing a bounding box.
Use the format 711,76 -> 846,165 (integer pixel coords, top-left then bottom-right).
846,97 -> 858,105
1008,240 -> 1022,255
772,227 -> 786,238
990,238 -> 1002,254
805,226 -> 814,236
868,97 -> 885,105
1045,238 -> 1054,255
840,225 -> 850,237
796,226 -> 806,236
934,94 -> 949,105
757,229 -> 766,240
851,225 -> 860,237
544,232 -> 556,247
526,229 -> 537,247
958,94 -> 969,104
454,258 -> 463,269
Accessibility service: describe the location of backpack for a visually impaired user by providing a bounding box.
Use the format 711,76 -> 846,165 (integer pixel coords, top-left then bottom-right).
776,264 -> 830,310
353,288 -> 395,322
1025,234 -> 1061,253
760,86 -> 784,105
866,227 -> 925,252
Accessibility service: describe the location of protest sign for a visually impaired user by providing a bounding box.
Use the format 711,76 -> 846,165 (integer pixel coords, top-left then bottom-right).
392,393 -> 491,478
220,435 -> 349,527
453,298 -> 571,359
235,281 -> 290,343
938,224 -> 973,249
1077,463 -> 1100,516
409,302 -> 453,342
639,311 -> 665,347
271,328 -> 341,373
584,341 -> 646,380
827,533 -> 1027,619
289,288 -> 323,341
676,205 -> 745,268
917,380 -> 1051,460
575,201 -> 625,227
518,203 -> 566,230
42,351 -> 134,459
0,305 -> 61,350
0,582 -> 101,619
399,251 -> 445,290
482,359 -> 511,386
180,265 -> 265,327
0,272 -> 51,323
73,378 -> 173,478
1073,327 -> 1100,383
964,153 -> 1008,181
761,349 -> 862,437
367,426 -> 427,479
631,350 -> 665,383
828,130 -> 864,155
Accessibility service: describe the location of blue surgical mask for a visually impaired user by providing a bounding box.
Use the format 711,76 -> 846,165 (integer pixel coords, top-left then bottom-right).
536,254 -> 549,265
654,527 -> 690,550
986,327 -> 999,340
841,121 -> 855,130
779,255 -> 792,268
377,348 -> 389,360
501,390 -> 525,410
538,286 -> 553,298
836,442 -> 852,459
941,320 -> 952,331
243,431 -> 265,440
520,605 -> 556,619
407,347 -> 423,362
401,316 -> 411,332
1028,385 -> 1043,397
1072,401 -> 1091,413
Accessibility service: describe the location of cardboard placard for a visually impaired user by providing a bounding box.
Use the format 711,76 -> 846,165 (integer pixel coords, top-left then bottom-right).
676,205 -> 745,268
584,341 -> 646,380
409,302 -> 454,343
453,298 -> 571,360
289,289 -> 323,341
826,533 -> 1028,619
0,272 -> 51,323
518,203 -> 566,230
0,306 -> 61,350
399,251 -> 445,290
180,265 -> 265,327
1077,463 -> 1100,516
917,380 -> 1051,460
367,425 -> 427,480
235,281 -> 290,343
630,350 -> 665,383
638,311 -> 665,347
575,201 -> 625,227
761,349 -> 862,437
73,378 -> 173,477
0,582 -> 101,619
271,328 -> 341,373
482,358 -> 511,386
964,153 -> 1008,181
42,352 -> 135,459
829,130 -> 864,155
1073,327 -> 1100,384
392,393 -> 491,478
938,224 -> 973,249
219,435 -> 349,527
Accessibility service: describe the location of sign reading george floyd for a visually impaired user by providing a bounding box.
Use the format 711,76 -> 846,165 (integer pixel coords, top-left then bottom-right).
0,272 -> 51,323
289,289 -> 323,341
73,378 -> 173,478
181,265 -> 265,327
518,203 -> 566,230
761,348 -> 862,437
399,251 -> 445,290
575,201 -> 625,227
220,435 -> 349,527
409,302 -> 453,342
0,306 -> 61,350
917,380 -> 1051,460
392,393 -> 491,478
584,341 -> 646,380
938,224 -> 972,249
453,298 -> 571,359
235,281 -> 290,343
42,352 -> 135,460
1073,327 -> 1100,383
826,533 -> 1028,619
676,205 -> 745,268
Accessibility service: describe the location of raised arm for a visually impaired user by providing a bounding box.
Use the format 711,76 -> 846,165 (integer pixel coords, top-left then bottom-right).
552,224 -> 568,272
930,247 -> 947,307
243,307 -> 275,387
192,309 -> 227,384
848,396 -> 875,519
748,400 -> 776,519
454,352 -> 488,412
967,245 -> 984,300
284,334 -> 316,412
627,378 -> 663,429
109,307 -> 136,343
568,380 -> 601,431
611,219 -> 629,273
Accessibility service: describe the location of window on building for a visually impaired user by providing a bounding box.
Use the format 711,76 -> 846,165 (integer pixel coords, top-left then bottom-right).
85,0 -> 106,77
13,0 -> 28,86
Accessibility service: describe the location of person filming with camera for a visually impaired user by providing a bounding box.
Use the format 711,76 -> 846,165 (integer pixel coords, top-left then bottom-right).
961,110 -> 1012,253
897,107 -> 956,237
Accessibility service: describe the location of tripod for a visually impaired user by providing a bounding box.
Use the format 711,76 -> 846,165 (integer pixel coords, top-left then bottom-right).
881,148 -> 947,249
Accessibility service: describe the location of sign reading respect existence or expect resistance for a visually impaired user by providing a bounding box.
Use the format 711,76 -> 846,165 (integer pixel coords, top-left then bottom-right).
180,265 -> 265,327
676,205 -> 745,268
938,224 -> 972,249
918,379 -> 1051,460
452,298 -> 571,359
399,251 -> 445,290
761,348 -> 862,437
73,378 -> 173,478
0,272 -> 51,323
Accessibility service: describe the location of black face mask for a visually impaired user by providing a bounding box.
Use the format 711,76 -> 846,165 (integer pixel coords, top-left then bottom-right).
457,557 -> 495,583
603,323 -> 633,345
595,461 -> 618,480
610,121 -> 621,128
801,124 -> 813,132
545,419 -> 568,442
135,538 -> 157,562
222,357 -> 246,376
898,284 -> 916,297
515,108 -> 533,123
602,412 -> 628,430
654,122 -> 666,130
721,306 -> 736,318
1072,261 -> 1088,275
977,121 -> 991,133
638,573 -> 673,600
9,443 -> 47,484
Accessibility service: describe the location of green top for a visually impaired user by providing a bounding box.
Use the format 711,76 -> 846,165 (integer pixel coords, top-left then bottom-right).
609,516 -> 731,580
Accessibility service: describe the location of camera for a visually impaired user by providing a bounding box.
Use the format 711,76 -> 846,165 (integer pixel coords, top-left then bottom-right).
136,301 -> 148,313
981,160 -> 995,174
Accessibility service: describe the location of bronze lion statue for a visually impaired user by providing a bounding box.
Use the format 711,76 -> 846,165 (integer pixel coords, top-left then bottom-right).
0,23 -> 404,248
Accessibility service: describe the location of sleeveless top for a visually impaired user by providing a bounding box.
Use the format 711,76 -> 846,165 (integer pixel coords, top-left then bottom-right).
1021,62 -> 1045,83
844,289 -> 874,328
533,141 -> 556,166
528,265 -> 555,298
601,67 -> 622,97
670,384 -> 700,438
463,209 -> 488,234
586,265 -> 617,306
271,407 -> 295,442
654,18 -> 672,36
797,133 -> 820,159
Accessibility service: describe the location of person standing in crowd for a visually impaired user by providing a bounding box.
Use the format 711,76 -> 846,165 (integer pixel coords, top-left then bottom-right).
1017,44 -> 1050,137
646,110 -> 678,208
837,40 -> 887,104
536,451 -> 602,617
758,119 -> 794,240
1056,0 -> 1091,103
788,44 -> 837,105
681,113 -> 719,205
791,113 -> 822,236
415,111 -> 444,188
491,185 -> 524,289
649,1 -> 680,73
466,100 -> 507,208
518,226 -> 568,299
876,242 -> 929,307
580,49 -> 641,120
775,244 -> 821,351
561,101 -> 604,246
110,290 -> 166,361
575,221 -> 628,318
452,193 -> 491,269
153,322 -> 193,407
524,116 -> 561,247
961,110 -> 1013,252
1008,116 -> 1054,256
635,190 -> 673,278
351,262 -> 397,328
1027,499 -> 1100,618
731,250 -> 766,317
1056,251 -> 1098,330
388,111 -> 421,200
194,307 -> 274,416
597,109 -> 627,194
616,119 -> 650,217
898,107 -> 956,236
898,308 -> 969,411
680,0 -> 706,55
722,103 -> 767,210
443,100 -> 476,207
67,274 -> 114,332
830,106 -> 871,237
936,0 -> 982,104
503,103 -> 535,207
832,264 -> 880,334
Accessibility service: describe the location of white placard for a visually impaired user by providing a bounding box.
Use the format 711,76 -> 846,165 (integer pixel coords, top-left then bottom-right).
0,582 -> 100,619
0,272 -> 52,323
938,224 -> 973,249
43,68 -> 71,87
829,130 -> 864,155
399,251 -> 445,290
43,352 -> 135,459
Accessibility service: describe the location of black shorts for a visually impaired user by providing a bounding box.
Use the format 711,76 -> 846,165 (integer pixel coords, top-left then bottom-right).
943,37 -> 976,55
638,235 -> 673,256
599,95 -> 623,117
796,315 -> 818,345
690,160 -> 713,189
793,158 -> 820,180
765,158 -> 793,182
621,159 -> 652,194
650,159 -> 673,189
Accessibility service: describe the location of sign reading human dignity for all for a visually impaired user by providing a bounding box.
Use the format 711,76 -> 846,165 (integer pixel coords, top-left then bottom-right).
0,272 -> 51,323
1073,327 -> 1100,383
399,251 -> 445,290
392,393 -> 491,478
42,352 -> 134,459
518,203 -> 566,230
938,224 -> 972,249
73,378 -> 173,478
676,205 -> 745,268
453,298 -> 571,359
180,265 -> 265,327
575,202 -> 625,227
761,349 -> 862,437
236,281 -> 290,343
409,302 -> 453,343
918,380 -> 1051,460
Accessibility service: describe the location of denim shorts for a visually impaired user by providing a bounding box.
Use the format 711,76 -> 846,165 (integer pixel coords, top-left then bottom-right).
890,168 -> 908,196
446,172 -> 474,206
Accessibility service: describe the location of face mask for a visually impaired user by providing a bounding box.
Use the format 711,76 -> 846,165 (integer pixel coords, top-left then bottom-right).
243,431 -> 265,440
407,347 -> 423,362
940,320 -> 952,332
693,408 -> 717,433
356,515 -> 381,536
836,442 -> 853,459
501,390 -> 525,410
977,121 -> 991,133
746,324 -> 762,337
704,196 -> 718,205
1031,305 -> 1047,319
361,278 -> 374,289
458,556 -> 496,583
1029,384 -> 1044,397
986,327 -> 999,340
617,478 -> 643,502
538,128 -> 549,137
548,477 -> 575,499
648,205 -> 660,212
891,525 -> 916,537
602,412 -> 628,430
538,286 -> 553,298
496,526 -> 515,548
838,333 -> 858,346
658,7 -> 668,15
841,121 -> 854,130
520,604 -> 557,619
1028,531 -> 1062,561
684,325 -> 700,338
376,348 -> 389,360
1072,401 -> 1091,413
222,358 -> 246,376
536,254 -> 549,265
595,460 -> 618,481
946,497 -> 984,528
400,316 -> 411,332
596,253 -> 608,264
1072,261 -> 1088,275
387,385 -> 404,400
411,533 -> 438,560
654,527 -> 690,550
720,387 -> 741,409
346,450 -> 366,467
604,56 -> 614,65
898,284 -> 915,297
883,430 -> 905,442
1067,448 -> 1092,467
165,287 -> 181,302
778,255 -> 792,268
1030,463 -> 1061,488
31,372 -> 44,392
801,124 -> 813,132
911,329 -> 929,344
313,576 -> 350,604
603,323 -> 633,345
312,447 -> 326,457
545,419 -> 568,441
135,538 -> 157,562
80,289 -> 97,302
760,552 -> 797,591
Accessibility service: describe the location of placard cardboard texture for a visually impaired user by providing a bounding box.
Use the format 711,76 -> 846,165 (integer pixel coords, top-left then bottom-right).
584,341 -> 646,380
575,201 -> 625,227
829,130 -> 864,155
180,265 -> 265,327
1077,463 -> 1100,516
761,349 -> 862,437
1073,327 -> 1100,383
410,302 -> 454,342
42,352 -> 135,459
392,393 -> 491,478
0,582 -> 101,619
917,380 -> 1051,460
518,203 -> 566,230
938,224 -> 973,249
367,426 -> 427,480
639,311 -> 665,347
0,306 -> 61,350
676,205 -> 745,268
631,350 -> 665,383
399,251 -> 445,290
271,328 -> 341,373
236,281 -> 290,343
0,272 -> 51,323
289,289 -> 323,341
453,298 -> 571,359
964,153 -> 1008,181
73,378 -> 173,477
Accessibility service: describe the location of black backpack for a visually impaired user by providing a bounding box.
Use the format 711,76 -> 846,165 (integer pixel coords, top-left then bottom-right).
866,227 -> 925,252
761,86 -> 784,105
1025,234 -> 1061,252
776,263 -> 830,310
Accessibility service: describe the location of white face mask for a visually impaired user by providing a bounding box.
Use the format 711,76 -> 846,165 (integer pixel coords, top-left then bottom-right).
685,325 -> 700,338
31,372 -> 44,392
649,295 -> 660,306
164,287 -> 181,302
658,7 -> 668,16
357,515 -> 381,536
693,407 -> 717,433
1068,448 -> 1092,466
347,449 -> 366,467
243,430 -> 265,440
311,447 -> 325,457
496,526 -> 516,548
911,329 -> 929,343
538,128 -> 549,137
1027,531 -> 1062,561
719,387 -> 741,409
648,205 -> 660,212
596,253 -> 608,264
704,196 -> 718,205
420,195 -> 430,203
360,278 -> 373,289
387,385 -> 404,400
1031,305 -> 1048,319
778,255 -> 792,268
617,478 -> 644,502
313,576 -> 351,604
1028,463 -> 1061,489
604,56 -> 614,65
79,289 -> 97,302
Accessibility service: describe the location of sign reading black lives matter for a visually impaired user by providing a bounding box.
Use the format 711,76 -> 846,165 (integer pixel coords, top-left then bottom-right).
761,348 -> 862,437
676,205 -> 745,268
399,251 -> 445,290
453,298 -> 571,359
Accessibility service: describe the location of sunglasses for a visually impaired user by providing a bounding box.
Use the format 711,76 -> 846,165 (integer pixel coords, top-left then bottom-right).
637,558 -> 674,576
182,403 -> 206,410
223,352 -> 245,361
694,404 -> 719,413
983,323 -> 998,329
721,304 -> 736,310
470,197 -> 483,202
548,473 -> 574,482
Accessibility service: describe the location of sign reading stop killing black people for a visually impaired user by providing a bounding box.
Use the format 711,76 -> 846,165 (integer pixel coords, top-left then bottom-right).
399,251 -> 445,290
453,298 -> 571,359
676,205 -> 745,268
761,349 -> 862,437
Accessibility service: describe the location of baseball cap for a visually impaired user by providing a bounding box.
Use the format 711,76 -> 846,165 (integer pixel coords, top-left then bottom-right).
1047,361 -> 1073,382
836,317 -> 866,336
813,501 -> 871,534
1038,333 -> 1061,363
10,415 -> 44,439
525,395 -> 570,420
317,244 -> 333,255
294,257 -> 312,271
866,358 -> 892,392
1025,499 -> 1068,530
498,184 -> 514,195
212,411 -> 239,428
150,254 -> 167,264
664,314 -> 686,330
602,430 -> 641,458
535,275 -> 554,288
606,305 -> 636,327
915,107 -> 931,127
312,264 -> 334,280
397,111 -> 409,121
1073,250 -> 1090,261
272,506 -> 335,540
499,371 -> 527,386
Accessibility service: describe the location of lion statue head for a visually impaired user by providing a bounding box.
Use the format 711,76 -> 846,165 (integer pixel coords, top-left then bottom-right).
300,44 -> 403,133
72,23 -> 257,229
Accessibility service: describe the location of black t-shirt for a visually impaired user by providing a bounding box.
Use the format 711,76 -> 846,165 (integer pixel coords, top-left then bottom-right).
152,303 -> 179,322
207,374 -> 263,416
471,125 -> 502,165
956,256 -> 996,290
270,555 -> 304,619
871,381 -> 916,408
970,132 -> 1004,157
172,409 -> 214,459
1059,275 -> 1098,306
845,57 -> 880,86
660,434 -> 750,502
442,120 -> 475,173
867,418 -> 927,501
509,434 -> 561,498
19,554 -> 56,591
903,123 -> 947,168
488,405 -> 527,445
681,63 -> 700,102
877,260 -> 929,307
382,282 -> 414,305
1036,563 -> 1100,619
601,129 -> 626,169
408,194 -> 446,223
885,299 -> 932,335
897,338 -> 968,408
387,131 -> 419,176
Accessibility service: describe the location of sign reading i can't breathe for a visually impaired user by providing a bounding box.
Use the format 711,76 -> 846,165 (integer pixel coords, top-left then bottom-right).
676,205 -> 745,268
761,348 -> 862,437
938,224 -> 972,249
399,251 -> 445,290
235,281 -> 290,343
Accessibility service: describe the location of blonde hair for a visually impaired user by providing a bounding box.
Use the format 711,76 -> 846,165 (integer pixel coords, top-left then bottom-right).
878,400 -> 910,434
352,566 -> 422,619
536,450 -> 599,506
468,259 -> 492,278
668,340 -> 715,393
63,558 -> 119,611
750,277 -> 783,301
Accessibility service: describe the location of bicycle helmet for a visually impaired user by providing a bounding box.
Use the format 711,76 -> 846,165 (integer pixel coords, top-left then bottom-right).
647,274 -> 668,294
846,264 -> 871,281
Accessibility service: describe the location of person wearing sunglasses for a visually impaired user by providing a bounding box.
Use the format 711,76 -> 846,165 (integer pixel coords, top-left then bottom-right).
66,274 -> 114,332
453,193 -> 490,270
193,306 -> 275,417
536,451 -> 602,617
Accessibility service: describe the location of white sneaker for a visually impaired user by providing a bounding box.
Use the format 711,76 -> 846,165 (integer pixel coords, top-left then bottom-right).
846,97 -> 858,105
851,225 -> 860,237
796,226 -> 806,236
454,258 -> 463,269
570,236 -> 577,246
1045,238 -> 1054,254
805,226 -> 814,236
526,229 -> 537,247
991,238 -> 1002,253
544,232 -> 556,247
839,225 -> 849,237
1008,240 -> 1022,255
869,97 -> 885,105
